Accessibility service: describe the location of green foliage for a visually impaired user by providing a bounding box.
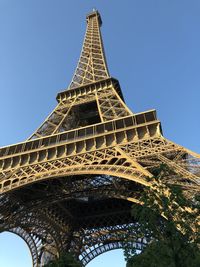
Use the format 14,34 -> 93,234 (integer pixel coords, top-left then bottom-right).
43,252 -> 81,267
127,240 -> 200,267
125,164 -> 200,267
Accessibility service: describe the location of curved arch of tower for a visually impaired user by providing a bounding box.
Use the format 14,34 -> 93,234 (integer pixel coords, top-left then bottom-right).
0,10 -> 199,267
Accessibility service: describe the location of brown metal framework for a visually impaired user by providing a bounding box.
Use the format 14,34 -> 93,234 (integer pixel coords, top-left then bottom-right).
0,10 -> 199,267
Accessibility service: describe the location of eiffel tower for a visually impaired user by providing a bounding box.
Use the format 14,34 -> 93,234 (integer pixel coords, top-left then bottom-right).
0,10 -> 199,267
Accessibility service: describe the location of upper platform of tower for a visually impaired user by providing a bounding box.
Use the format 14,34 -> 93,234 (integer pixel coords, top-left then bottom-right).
68,10 -> 110,89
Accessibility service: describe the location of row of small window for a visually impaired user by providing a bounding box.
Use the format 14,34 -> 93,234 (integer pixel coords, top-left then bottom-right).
0,111 -> 157,157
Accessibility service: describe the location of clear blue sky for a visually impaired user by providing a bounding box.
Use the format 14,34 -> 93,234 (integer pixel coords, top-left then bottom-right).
0,1 -> 200,266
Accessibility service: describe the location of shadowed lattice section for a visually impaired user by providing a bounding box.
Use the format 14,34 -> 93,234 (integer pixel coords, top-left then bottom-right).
9,227 -> 39,267
69,10 -> 109,89
79,240 -> 145,266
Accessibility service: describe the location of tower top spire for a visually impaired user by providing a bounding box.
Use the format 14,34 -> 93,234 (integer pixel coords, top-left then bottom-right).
68,10 -> 109,89
86,9 -> 102,26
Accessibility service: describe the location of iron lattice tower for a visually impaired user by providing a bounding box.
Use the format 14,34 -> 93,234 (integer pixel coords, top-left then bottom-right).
0,10 -> 199,266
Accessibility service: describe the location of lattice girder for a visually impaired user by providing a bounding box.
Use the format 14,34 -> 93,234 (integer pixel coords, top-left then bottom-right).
0,110 -> 161,193
30,78 -> 131,139
0,145 -> 199,196
69,10 -> 109,89
10,227 -> 39,267
0,175 -> 147,267
1,212 -> 62,267
0,110 -> 200,194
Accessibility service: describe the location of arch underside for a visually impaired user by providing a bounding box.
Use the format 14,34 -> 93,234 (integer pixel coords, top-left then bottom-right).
9,227 -> 39,267
3,218 -> 60,267
6,221 -> 147,267
6,225 -> 146,267
0,171 -> 148,267
0,143 -> 199,266
80,240 -> 145,266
